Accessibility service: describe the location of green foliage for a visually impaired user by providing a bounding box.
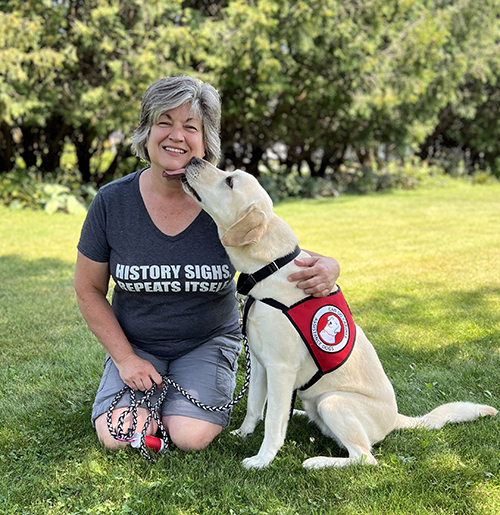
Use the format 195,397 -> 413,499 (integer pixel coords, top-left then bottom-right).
0,0 -> 196,181
1,0 -> 500,185
212,0 -> 500,177
342,157 -> 450,194
0,167 -> 96,213
418,0 -> 500,171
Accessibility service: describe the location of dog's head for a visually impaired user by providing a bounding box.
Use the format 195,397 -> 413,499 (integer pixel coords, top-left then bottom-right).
182,157 -> 273,247
323,315 -> 341,336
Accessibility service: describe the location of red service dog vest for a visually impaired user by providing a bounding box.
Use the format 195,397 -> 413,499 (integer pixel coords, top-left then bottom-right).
248,288 -> 356,390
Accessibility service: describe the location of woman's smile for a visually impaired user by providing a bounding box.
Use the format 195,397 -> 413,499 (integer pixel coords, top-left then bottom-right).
147,103 -> 205,179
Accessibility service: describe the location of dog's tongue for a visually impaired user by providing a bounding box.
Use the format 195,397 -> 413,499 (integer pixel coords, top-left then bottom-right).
162,168 -> 185,179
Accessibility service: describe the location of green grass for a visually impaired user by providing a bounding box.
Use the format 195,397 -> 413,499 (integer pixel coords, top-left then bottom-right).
1,180 -> 499,514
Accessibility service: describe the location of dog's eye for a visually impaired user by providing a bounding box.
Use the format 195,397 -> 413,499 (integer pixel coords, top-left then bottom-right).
225,176 -> 233,189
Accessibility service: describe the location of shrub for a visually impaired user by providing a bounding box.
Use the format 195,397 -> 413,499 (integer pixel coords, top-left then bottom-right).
257,171 -> 341,203
0,168 -> 97,214
334,157 -> 449,194
257,157 -> 449,202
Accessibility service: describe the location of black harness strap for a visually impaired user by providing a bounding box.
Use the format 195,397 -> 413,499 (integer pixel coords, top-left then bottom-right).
240,295 -> 255,337
237,246 -> 301,296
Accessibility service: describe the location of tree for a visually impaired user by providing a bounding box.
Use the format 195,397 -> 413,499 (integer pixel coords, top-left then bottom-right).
211,0 -> 500,177
0,0 -> 209,184
1,0 -> 499,187
417,0 -> 500,175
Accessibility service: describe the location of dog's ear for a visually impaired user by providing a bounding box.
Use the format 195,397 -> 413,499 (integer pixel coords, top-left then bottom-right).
221,204 -> 267,247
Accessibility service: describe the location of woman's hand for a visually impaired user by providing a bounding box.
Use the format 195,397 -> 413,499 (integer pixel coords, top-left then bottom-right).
287,252 -> 340,298
116,353 -> 164,392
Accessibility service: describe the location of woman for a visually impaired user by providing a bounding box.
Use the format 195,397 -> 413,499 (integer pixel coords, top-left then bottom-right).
74,75 -> 340,452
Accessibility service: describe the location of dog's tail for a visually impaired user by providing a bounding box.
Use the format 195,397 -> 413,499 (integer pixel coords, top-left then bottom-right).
394,402 -> 497,430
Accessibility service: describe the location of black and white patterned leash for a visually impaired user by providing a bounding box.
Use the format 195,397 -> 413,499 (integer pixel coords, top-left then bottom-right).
107,327 -> 251,463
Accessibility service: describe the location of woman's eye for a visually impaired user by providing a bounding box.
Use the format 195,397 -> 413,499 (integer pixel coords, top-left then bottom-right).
225,176 -> 233,189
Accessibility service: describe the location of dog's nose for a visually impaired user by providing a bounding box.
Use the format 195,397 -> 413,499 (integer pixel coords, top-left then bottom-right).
187,156 -> 203,167
185,156 -> 202,179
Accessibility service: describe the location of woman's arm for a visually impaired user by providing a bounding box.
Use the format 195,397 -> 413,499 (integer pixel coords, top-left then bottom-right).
74,251 -> 163,391
287,250 -> 340,298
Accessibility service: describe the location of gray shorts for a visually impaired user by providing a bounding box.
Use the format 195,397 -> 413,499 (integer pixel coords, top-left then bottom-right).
92,332 -> 242,429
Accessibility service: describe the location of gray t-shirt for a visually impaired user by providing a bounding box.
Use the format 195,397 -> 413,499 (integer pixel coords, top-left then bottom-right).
77,169 -> 240,359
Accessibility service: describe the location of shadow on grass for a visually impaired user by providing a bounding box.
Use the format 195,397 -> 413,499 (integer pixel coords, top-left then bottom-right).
347,283 -> 500,414
0,253 -> 77,281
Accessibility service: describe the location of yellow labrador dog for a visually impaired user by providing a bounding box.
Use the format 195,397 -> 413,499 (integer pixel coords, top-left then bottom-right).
182,157 -> 497,469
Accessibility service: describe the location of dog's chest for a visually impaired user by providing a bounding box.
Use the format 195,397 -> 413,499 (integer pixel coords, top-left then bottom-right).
246,301 -> 308,361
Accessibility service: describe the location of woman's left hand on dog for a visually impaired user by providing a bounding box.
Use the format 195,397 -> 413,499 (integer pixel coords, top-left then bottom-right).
288,252 -> 340,297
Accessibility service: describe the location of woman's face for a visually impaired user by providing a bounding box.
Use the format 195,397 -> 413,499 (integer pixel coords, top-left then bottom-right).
146,103 -> 205,180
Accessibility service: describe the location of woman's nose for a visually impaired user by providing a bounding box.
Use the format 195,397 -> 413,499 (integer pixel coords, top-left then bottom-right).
169,124 -> 184,141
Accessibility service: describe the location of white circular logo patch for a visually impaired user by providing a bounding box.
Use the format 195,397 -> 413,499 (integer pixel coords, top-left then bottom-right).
311,305 -> 349,353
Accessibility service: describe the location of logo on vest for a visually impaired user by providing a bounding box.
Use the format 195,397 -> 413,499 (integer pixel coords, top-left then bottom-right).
311,305 -> 350,353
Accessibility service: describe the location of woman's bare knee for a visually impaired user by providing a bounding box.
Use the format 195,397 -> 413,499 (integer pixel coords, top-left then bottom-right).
95,413 -> 128,450
94,408 -> 158,450
164,416 -> 222,451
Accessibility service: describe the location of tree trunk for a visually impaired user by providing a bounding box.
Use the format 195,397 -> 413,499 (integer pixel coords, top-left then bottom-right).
0,122 -> 14,173
71,127 -> 96,183
40,117 -> 70,172
20,127 -> 39,169
245,147 -> 264,177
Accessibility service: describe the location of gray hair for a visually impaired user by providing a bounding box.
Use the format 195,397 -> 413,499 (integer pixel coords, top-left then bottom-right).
130,75 -> 222,165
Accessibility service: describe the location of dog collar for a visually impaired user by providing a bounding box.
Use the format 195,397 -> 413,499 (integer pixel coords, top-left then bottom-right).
236,246 -> 301,296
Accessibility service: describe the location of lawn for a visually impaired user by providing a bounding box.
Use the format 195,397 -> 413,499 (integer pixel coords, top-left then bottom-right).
0,180 -> 499,514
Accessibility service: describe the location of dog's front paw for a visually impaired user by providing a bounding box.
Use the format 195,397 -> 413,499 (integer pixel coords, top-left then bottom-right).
231,417 -> 260,437
242,455 -> 272,469
230,426 -> 253,438
231,427 -> 250,438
